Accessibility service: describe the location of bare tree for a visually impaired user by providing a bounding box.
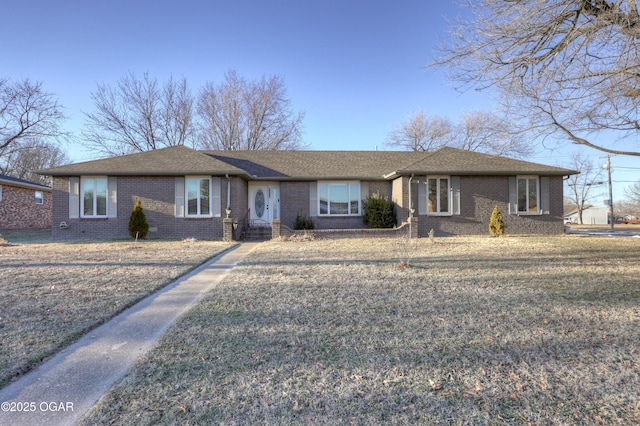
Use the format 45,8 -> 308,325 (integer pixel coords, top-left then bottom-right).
386,110 -> 453,151
1,77 -> 66,158
435,0 -> 640,156
0,139 -> 69,185
196,70 -> 306,150
453,110 -> 533,158
624,180 -> 640,213
83,72 -> 195,156
565,152 -> 605,224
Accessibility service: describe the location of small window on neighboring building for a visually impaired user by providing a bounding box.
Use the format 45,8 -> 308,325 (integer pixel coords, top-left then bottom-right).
35,191 -> 44,205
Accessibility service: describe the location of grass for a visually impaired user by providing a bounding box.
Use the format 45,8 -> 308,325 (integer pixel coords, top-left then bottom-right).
0,234 -> 233,387
81,235 -> 640,425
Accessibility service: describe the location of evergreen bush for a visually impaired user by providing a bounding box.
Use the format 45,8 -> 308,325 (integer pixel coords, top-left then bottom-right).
128,198 -> 150,239
362,193 -> 396,228
294,212 -> 315,230
489,205 -> 504,237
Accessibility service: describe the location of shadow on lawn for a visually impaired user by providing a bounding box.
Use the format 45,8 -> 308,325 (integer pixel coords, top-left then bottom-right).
0,228 -> 52,244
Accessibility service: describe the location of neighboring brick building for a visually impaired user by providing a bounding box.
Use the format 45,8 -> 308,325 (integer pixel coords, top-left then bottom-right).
38,146 -> 577,240
0,174 -> 52,229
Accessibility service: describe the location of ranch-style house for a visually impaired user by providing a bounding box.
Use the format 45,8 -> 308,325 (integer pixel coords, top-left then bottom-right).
39,146 -> 576,240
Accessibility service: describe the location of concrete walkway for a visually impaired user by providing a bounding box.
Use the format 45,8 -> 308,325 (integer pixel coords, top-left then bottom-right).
0,242 -> 260,426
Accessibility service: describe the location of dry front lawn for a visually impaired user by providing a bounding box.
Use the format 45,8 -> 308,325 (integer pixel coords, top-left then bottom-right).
82,236 -> 640,425
0,237 -> 232,387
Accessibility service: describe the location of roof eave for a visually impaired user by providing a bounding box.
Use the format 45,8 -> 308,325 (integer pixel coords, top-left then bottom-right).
0,178 -> 52,191
37,170 -> 253,178
391,170 -> 578,177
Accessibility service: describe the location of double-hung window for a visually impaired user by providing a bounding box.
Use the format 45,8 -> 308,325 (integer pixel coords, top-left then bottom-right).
35,191 -> 44,205
319,182 -> 360,215
427,176 -> 450,214
186,177 -> 212,216
81,177 -> 108,217
517,176 -> 539,213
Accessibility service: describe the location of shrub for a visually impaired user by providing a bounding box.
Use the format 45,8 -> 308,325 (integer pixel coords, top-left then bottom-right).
489,205 -> 504,237
362,192 -> 396,228
128,198 -> 150,239
294,212 -> 315,230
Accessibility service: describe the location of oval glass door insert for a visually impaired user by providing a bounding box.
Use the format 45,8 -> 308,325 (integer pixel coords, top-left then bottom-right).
255,189 -> 265,218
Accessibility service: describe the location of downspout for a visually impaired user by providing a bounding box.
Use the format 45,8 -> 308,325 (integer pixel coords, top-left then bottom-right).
408,174 -> 414,218
408,174 -> 415,238
225,174 -> 231,217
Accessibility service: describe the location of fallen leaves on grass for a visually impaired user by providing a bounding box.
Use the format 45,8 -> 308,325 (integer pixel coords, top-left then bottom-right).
0,239 -> 232,387
81,236 -> 640,425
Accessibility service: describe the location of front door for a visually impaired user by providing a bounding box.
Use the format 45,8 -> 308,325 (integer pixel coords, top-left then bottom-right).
248,182 -> 279,226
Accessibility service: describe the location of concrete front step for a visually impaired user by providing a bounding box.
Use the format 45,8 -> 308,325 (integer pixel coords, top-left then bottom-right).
242,226 -> 272,241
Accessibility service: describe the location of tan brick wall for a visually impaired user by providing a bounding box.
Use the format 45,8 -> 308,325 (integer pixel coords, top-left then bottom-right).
0,184 -> 52,229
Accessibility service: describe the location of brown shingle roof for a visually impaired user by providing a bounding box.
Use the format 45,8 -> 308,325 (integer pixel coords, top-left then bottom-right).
38,146 -> 248,176
205,150 -> 421,179
390,147 -> 576,177
38,145 -> 577,178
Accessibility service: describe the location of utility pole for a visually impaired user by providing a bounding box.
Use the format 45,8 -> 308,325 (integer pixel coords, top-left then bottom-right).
604,155 -> 614,231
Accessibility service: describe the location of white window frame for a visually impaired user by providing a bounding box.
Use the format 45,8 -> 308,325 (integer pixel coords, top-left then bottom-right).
318,181 -> 361,216
517,175 -> 540,215
35,190 -> 44,205
185,176 -> 213,217
426,175 -> 451,216
80,176 -> 108,218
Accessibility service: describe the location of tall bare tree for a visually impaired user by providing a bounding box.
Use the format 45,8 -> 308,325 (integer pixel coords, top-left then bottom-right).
0,139 -> 69,185
197,70 -> 306,150
453,110 -> 532,158
623,180 -> 640,214
387,109 -> 531,157
435,0 -> 640,156
565,152 -> 605,224
1,77 -> 66,158
83,72 -> 194,156
386,110 -> 453,151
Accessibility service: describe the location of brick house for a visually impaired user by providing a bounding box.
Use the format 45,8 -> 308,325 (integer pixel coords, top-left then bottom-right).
0,174 -> 52,229
38,146 -> 576,240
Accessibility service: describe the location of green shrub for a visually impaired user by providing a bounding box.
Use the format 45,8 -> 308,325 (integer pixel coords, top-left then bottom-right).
128,198 -> 150,239
362,193 -> 396,228
489,205 -> 504,237
294,212 -> 315,230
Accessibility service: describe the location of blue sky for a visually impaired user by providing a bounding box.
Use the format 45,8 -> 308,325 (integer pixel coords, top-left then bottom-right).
2,0 -> 637,201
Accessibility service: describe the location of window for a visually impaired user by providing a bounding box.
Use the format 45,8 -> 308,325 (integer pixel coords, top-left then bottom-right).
0,185 -> 2,202
186,177 -> 212,216
517,176 -> 539,213
35,191 -> 44,205
319,182 -> 360,215
427,176 -> 450,214
81,177 -> 108,217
